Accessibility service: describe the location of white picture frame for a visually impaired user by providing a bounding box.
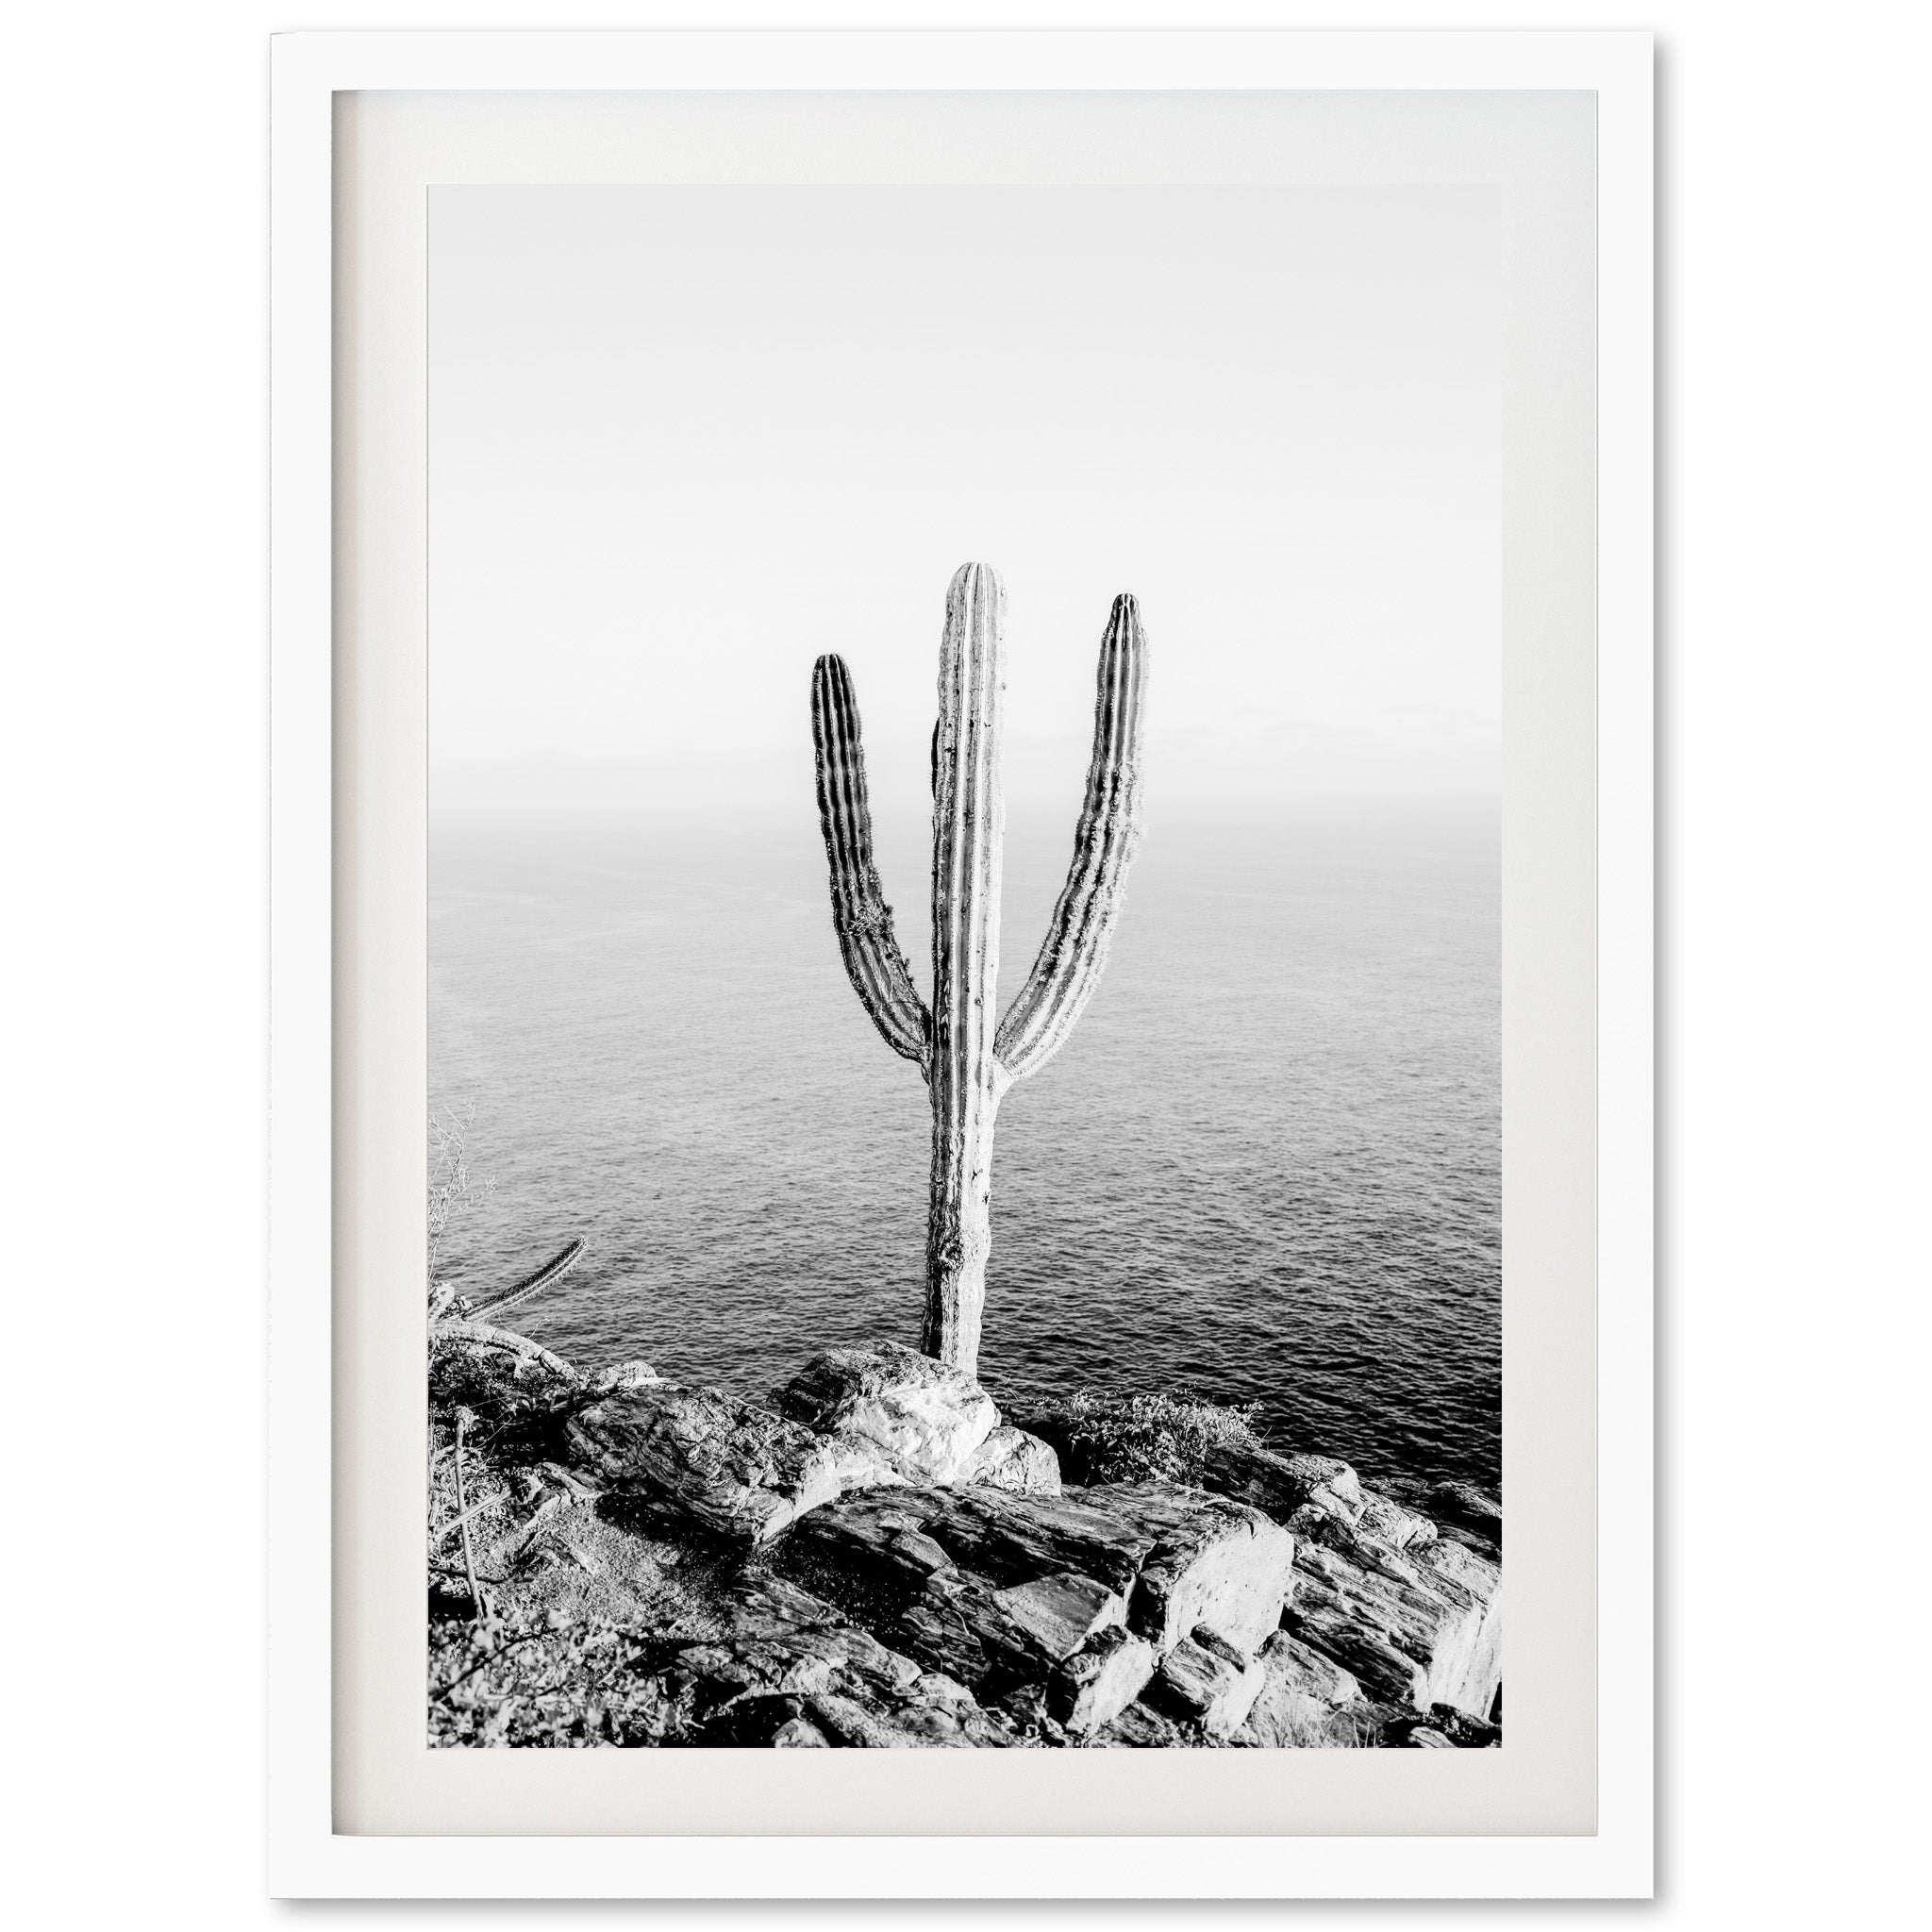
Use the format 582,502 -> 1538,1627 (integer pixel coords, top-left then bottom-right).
270,26 -> 1652,1898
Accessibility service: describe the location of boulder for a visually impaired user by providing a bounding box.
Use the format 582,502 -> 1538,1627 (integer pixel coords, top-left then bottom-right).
1046,1624 -> 1158,1737
915,1488 -> 1158,1597
1141,1626 -> 1268,1738
1201,1442 -> 1366,1528
1237,1631 -> 1366,1748
1417,1540 -> 1503,1716
890,1568 -> 1054,1701
1087,1482 -> 1298,1657
655,1575 -> 1014,1749
993,1571 -> 1125,1660
1285,1508 -> 1503,1718
1356,1489 -> 1438,1552
774,1342 -> 999,1483
1426,1480 -> 1503,1552
564,1383 -> 904,1545
790,1482 -> 1298,1675
776,1483 -> 1296,1708
961,1424 -> 1062,1497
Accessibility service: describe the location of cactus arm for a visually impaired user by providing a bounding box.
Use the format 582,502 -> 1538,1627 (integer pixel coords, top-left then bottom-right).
810,654 -> 933,1069
467,1237 -> 586,1322
921,563 -> 1008,1370
994,593 -> 1149,1085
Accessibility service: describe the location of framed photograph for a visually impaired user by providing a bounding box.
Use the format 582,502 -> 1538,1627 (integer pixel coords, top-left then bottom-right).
271,27 -> 1653,1898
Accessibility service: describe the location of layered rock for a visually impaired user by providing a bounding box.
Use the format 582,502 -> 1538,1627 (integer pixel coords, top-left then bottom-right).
1281,1498 -> 1503,1718
641,1574 -> 1014,1748
774,1478 -> 1299,1740
432,1329 -> 1502,1750
565,1381 -> 906,1546
1046,1624 -> 1158,1735
1088,1481 -> 1299,1656
1237,1632 -> 1368,1747
1141,1626 -> 1269,1738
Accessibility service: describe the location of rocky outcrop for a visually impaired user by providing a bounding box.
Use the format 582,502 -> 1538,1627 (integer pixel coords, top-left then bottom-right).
772,1477 -> 1300,1741
431,1331 -> 1502,1750
641,1574 -> 1017,1748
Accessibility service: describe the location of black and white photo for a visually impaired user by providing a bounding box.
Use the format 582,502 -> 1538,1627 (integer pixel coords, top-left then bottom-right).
425,180 -> 1506,1752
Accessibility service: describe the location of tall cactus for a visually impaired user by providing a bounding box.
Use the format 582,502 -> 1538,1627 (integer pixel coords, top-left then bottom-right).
809,562 -> 1149,1375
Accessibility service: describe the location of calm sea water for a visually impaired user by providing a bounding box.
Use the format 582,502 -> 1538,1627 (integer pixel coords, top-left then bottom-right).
429,803 -> 1499,1491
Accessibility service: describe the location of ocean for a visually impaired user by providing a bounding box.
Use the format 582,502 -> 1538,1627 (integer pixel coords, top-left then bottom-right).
428,801 -> 1500,1493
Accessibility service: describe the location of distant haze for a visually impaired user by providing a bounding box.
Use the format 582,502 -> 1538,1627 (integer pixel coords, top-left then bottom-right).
429,185 -> 1500,825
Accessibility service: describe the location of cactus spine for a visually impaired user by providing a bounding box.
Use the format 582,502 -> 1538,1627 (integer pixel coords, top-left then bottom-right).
810,563 -> 1149,1376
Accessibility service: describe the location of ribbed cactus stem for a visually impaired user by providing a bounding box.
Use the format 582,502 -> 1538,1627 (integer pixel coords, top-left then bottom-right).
468,1237 -> 586,1322
994,593 -> 1149,1081
809,563 -> 1148,1378
811,654 -> 932,1068
921,563 -> 1008,1368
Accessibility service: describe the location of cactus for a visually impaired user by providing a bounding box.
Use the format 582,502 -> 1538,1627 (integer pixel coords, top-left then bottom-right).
469,1237 -> 586,1322
810,562 -> 1148,1375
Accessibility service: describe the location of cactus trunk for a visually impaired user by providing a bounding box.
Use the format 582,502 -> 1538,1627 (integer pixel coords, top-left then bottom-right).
922,564 -> 1009,1366
810,563 -> 1148,1378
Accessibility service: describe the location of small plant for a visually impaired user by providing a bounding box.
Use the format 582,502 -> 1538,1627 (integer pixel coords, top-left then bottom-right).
426,1104 -> 584,1330
427,1103 -> 495,1314
1018,1389 -> 1263,1488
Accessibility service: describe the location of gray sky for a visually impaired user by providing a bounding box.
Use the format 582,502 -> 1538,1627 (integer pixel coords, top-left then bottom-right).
430,184 -> 1499,823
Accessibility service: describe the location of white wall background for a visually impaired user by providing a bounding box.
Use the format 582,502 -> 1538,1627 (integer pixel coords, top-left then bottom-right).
3,2 -> 1927,1926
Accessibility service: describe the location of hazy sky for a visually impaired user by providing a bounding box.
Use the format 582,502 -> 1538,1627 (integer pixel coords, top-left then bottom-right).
430,184 -> 1499,823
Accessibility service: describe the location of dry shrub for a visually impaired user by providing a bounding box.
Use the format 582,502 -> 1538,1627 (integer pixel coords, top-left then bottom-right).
1019,1389 -> 1263,1487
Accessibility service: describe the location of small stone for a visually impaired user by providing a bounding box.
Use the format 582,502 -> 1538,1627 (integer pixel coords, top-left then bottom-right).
586,1358 -> 662,1395
1189,1624 -> 1249,1670
1424,1701 -> 1503,1747
891,1528 -> 954,1574
771,1717 -> 831,1747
